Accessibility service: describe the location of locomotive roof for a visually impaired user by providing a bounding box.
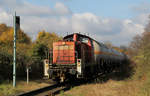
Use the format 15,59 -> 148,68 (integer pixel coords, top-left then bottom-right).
64,33 -> 106,47
64,33 -> 90,39
64,33 -> 125,56
64,33 -> 98,43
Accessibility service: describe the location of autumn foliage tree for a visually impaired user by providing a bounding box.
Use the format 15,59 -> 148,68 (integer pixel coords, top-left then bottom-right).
128,17 -> 150,93
0,24 -> 32,80
25,31 -> 62,78
0,24 -> 62,80
36,30 -> 62,48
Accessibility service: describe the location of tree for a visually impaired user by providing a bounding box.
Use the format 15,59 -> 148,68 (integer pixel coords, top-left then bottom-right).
128,16 -> 150,86
0,27 -> 31,45
36,30 -> 62,48
0,24 -> 32,80
0,24 -> 8,35
30,43 -> 48,60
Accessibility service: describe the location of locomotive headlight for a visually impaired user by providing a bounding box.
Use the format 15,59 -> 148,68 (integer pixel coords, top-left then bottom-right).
62,42 -> 66,45
77,59 -> 81,66
77,59 -> 82,75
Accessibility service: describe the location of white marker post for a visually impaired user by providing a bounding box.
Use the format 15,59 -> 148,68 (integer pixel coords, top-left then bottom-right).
27,67 -> 29,84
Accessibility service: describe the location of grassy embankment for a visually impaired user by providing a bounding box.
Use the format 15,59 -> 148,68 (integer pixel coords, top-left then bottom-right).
0,79 -> 50,96
58,60 -> 150,96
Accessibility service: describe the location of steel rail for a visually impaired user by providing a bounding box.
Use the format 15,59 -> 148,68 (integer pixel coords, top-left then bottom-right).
16,83 -> 61,96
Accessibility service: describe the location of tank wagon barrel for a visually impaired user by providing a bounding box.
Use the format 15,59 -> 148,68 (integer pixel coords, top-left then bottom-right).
44,33 -> 127,82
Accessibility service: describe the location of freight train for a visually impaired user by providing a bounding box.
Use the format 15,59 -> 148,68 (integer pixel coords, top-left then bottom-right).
44,33 -> 127,82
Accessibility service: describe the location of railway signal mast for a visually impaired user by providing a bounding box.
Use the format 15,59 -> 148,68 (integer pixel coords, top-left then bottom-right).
13,12 -> 20,87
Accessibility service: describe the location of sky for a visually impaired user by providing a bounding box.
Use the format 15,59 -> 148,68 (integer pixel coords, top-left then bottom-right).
0,0 -> 150,46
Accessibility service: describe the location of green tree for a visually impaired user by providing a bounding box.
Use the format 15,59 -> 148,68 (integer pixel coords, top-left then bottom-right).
31,43 -> 48,59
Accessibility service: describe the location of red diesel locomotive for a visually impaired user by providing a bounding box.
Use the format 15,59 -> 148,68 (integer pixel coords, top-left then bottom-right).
46,33 -> 126,82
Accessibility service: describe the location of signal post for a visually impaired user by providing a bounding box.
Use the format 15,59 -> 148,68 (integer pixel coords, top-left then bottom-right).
13,12 -> 20,87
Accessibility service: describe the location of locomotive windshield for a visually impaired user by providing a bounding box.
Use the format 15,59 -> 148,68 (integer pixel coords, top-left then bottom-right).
64,36 -> 73,41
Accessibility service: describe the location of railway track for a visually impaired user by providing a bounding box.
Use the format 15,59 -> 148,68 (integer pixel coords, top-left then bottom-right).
16,83 -> 71,96
15,73 -> 112,96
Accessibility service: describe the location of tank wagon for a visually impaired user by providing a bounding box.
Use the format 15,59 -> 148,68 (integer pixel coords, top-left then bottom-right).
46,33 -> 126,82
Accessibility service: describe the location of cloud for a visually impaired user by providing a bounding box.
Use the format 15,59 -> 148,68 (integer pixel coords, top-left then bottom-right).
132,2 -> 150,14
0,0 -> 71,16
16,2 -> 53,16
132,13 -> 149,26
131,1 -> 150,25
0,0 -> 148,46
20,16 -> 72,40
71,13 -> 145,45
0,0 -> 18,7
72,13 -> 123,36
54,2 -> 72,15
16,2 -> 72,16
0,8 -> 12,25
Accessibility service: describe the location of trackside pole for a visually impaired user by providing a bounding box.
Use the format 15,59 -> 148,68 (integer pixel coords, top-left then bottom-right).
13,12 -> 20,87
13,12 -> 17,87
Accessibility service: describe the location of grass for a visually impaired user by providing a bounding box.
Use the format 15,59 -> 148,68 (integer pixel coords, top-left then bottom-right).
57,80 -> 141,96
0,79 -> 50,96
57,60 -> 150,96
0,83 -> 18,96
1,61 -> 149,96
